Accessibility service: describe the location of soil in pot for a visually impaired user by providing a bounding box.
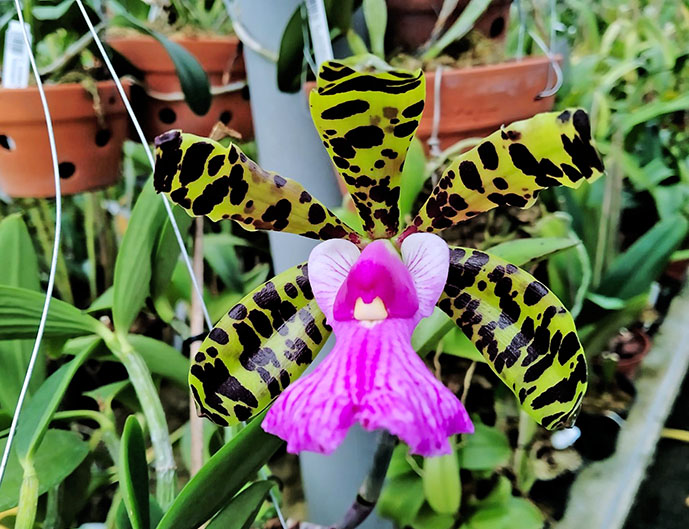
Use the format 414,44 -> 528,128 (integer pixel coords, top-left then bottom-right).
386,0 -> 513,53
108,35 -> 253,140
614,328 -> 652,380
0,81 -> 130,198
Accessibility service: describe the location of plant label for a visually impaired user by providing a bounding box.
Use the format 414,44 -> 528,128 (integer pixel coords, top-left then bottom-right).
2,20 -> 31,89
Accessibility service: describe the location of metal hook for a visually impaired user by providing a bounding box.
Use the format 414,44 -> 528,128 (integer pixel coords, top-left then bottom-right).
529,29 -> 563,99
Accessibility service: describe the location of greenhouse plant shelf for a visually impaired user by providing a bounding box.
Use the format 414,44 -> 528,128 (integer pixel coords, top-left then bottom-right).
558,285 -> 689,529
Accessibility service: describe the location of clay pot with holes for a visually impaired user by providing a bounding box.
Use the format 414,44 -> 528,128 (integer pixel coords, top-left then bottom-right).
0,81 -> 129,197
108,35 -> 253,140
386,0 -> 512,53
418,55 -> 561,151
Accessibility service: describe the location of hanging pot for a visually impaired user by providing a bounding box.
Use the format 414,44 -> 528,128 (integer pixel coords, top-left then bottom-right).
386,0 -> 513,53
108,35 -> 253,140
0,80 -> 129,198
419,55 -> 561,151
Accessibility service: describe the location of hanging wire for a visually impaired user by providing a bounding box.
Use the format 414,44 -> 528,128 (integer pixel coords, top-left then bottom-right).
0,0 -> 63,485
73,0 -> 212,331
515,0 -> 527,60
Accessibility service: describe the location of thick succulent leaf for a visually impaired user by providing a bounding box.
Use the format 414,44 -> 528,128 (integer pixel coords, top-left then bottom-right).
438,247 -> 587,430
406,109 -> 604,236
310,60 -> 425,239
190,263 -> 331,426
154,131 -> 361,244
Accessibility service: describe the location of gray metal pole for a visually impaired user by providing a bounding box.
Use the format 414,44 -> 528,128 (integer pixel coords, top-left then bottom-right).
236,2 -> 391,529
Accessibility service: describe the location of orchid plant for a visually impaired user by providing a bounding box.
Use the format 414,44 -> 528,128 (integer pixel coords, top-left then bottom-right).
153,60 -> 604,457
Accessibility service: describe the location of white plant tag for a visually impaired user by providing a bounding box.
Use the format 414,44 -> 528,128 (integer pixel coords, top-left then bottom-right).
2,20 -> 32,88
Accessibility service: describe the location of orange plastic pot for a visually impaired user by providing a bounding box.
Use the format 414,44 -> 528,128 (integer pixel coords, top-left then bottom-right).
108,35 -> 253,139
418,56 -> 561,151
0,81 -> 129,198
386,0 -> 512,52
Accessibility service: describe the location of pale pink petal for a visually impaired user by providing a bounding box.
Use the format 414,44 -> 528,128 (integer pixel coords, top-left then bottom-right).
400,233 -> 450,319
308,239 -> 360,322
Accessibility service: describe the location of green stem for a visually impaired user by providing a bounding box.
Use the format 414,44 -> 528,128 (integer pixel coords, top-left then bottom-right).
38,199 -> 74,305
43,484 -> 61,529
53,409 -> 120,462
100,329 -> 176,509
84,192 -> 98,302
513,410 -> 538,492
16,459 -> 39,529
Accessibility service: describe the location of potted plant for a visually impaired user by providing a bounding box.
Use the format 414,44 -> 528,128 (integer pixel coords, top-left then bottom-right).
0,2 -> 130,197
277,0 -> 559,151
106,0 -> 253,140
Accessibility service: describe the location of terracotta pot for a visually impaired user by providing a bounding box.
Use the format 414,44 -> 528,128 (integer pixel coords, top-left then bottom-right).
0,81 -> 129,198
418,55 -> 561,151
615,328 -> 652,379
108,35 -> 252,140
386,0 -> 512,53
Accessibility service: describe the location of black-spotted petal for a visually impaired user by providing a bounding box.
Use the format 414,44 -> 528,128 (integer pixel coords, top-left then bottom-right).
438,247 -> 587,430
403,109 -> 604,237
154,130 -> 362,243
310,61 -> 425,239
190,263 -> 331,425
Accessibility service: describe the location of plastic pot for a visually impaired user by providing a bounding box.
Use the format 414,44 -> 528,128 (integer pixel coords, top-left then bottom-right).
0,80 -> 129,198
386,0 -> 512,53
108,35 -> 253,140
615,328 -> 652,380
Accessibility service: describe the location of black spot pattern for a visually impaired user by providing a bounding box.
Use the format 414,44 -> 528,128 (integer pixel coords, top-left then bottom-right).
437,247 -> 586,430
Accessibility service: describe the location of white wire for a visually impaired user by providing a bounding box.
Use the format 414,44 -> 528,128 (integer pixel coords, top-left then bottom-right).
0,1 -> 63,485
73,0 -> 212,331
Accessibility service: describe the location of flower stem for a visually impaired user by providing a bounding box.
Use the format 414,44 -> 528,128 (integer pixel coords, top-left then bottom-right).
100,329 -> 176,509
335,431 -> 396,529
15,458 -> 38,529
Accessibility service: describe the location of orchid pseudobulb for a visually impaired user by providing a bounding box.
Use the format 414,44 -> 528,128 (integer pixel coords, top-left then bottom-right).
153,60 -> 604,456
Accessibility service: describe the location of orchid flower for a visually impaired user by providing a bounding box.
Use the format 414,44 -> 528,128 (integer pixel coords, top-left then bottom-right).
153,61 -> 604,456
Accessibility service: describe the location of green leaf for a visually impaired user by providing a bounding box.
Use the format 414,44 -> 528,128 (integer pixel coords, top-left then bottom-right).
277,6 -> 305,93
109,5 -> 211,114
206,480 -> 275,529
346,29 -> 369,56
152,205 -> 193,313
423,453 -> 460,515
0,429 -> 89,511
378,473 -> 426,527
127,335 -> 189,388
0,214 -> 42,410
412,506 -> 456,529
400,138 -> 427,221
116,495 -> 165,529
32,0 -> 74,20
113,179 -> 168,334
487,237 -> 579,267
362,0 -> 387,59
442,328 -> 484,363
120,416 -> 150,529
88,286 -> 114,313
156,411 -> 283,529
422,0 -> 492,60
460,497 -> 544,529
204,233 -> 249,292
0,285 -> 101,340
14,338 -> 97,462
457,423 -> 510,471
597,214 -> 689,300
619,92 -> 689,134
412,308 -> 455,358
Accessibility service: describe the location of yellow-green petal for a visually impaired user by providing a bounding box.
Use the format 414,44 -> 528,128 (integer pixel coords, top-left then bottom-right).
310,60 -> 425,239
405,109 -> 604,236
438,247 -> 587,429
190,264 -> 331,426
154,130 -> 362,243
